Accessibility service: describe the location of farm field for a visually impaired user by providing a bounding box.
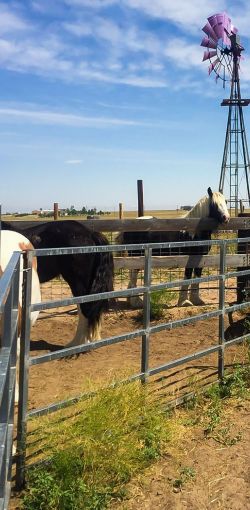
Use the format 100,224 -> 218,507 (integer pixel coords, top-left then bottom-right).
3,209 -> 185,222
3,207 -> 250,222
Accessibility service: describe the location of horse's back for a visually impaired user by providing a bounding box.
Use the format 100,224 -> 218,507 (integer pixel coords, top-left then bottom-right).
0,230 -> 41,325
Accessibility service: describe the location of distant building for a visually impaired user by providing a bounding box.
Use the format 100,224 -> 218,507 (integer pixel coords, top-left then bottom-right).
180,205 -> 193,211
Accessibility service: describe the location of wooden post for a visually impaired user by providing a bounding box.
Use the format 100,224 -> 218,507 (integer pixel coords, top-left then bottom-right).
137,180 -> 144,217
119,203 -> 123,219
54,202 -> 59,220
239,200 -> 244,214
237,212 -> 250,303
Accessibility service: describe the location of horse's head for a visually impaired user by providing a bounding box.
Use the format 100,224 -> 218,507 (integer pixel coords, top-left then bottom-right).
207,187 -> 230,224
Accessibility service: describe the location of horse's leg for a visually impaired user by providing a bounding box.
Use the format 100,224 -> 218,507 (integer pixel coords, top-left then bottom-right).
178,267 -> 193,307
190,267 -> 206,306
65,305 -> 90,347
127,269 -> 143,308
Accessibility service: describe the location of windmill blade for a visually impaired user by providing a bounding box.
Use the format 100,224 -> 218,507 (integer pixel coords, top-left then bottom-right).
208,58 -> 220,75
203,50 -> 217,62
202,21 -> 218,42
201,12 -> 242,85
208,12 -> 232,41
200,36 -> 217,49
208,16 -> 224,39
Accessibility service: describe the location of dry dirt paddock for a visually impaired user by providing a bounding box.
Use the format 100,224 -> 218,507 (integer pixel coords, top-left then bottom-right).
26,278 -> 248,412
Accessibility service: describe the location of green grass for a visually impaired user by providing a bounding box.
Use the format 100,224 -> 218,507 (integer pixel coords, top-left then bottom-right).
22,381 -> 172,510
150,289 -> 177,320
181,356 -> 250,447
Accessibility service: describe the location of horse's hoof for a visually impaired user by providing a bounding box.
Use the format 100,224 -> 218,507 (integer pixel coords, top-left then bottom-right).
190,298 -> 206,306
127,297 -> 143,309
178,299 -> 193,307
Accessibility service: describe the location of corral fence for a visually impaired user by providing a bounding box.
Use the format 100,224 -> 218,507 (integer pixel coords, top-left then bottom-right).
1,218 -> 250,507
0,252 -> 20,510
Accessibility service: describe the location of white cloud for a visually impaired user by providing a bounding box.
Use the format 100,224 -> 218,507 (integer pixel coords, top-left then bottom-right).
65,159 -> 83,164
164,39 -> 202,69
0,4 -> 29,34
0,105 -> 154,127
1,0 -> 248,93
124,0 -> 226,30
64,0 -> 116,7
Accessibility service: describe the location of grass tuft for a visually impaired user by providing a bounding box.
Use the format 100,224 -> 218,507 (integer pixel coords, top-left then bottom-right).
22,381 -> 173,509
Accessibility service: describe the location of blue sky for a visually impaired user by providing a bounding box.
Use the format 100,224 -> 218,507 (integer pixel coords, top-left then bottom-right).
1,0 -> 250,213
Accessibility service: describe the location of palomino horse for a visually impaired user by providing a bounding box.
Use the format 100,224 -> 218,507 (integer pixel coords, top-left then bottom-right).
118,188 -> 230,308
0,230 -> 41,402
2,220 -> 114,346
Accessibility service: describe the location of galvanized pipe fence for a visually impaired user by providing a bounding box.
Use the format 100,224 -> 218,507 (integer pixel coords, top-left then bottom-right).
0,252 -> 20,510
1,237 -> 250,502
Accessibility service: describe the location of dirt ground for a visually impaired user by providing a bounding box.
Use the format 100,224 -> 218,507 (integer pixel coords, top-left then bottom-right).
25,279 -> 248,413
11,279 -> 250,509
111,401 -> 250,510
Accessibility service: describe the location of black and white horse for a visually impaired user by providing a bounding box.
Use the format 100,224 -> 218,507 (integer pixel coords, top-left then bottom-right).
1,220 -> 114,346
118,188 -> 230,308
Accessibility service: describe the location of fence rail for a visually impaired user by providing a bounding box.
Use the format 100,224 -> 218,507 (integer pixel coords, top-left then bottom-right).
6,216 -> 250,232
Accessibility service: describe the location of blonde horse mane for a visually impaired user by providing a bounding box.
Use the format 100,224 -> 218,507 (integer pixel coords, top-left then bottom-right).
182,191 -> 226,219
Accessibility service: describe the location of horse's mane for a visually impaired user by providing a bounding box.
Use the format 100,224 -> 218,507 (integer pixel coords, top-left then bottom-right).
183,196 -> 209,219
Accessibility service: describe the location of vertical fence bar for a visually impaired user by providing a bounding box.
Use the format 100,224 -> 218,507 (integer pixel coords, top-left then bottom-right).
218,241 -> 226,380
0,254 -> 20,509
7,258 -> 20,481
141,246 -> 152,383
16,251 -> 33,489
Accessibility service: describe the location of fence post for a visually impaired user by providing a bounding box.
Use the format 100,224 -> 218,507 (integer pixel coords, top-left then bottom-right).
137,180 -> 144,217
54,202 -> 59,220
141,246 -> 152,383
119,203 -> 123,219
16,251 -> 33,489
218,241 -> 226,380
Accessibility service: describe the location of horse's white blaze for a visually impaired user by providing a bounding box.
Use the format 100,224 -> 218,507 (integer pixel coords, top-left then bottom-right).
212,192 -> 230,222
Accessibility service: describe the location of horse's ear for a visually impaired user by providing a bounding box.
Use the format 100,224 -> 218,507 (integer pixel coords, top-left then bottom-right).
207,187 -> 213,198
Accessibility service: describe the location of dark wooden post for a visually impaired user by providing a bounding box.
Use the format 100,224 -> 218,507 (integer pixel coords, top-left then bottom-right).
119,203 -> 123,219
239,200 -> 244,214
237,212 -> 250,303
137,180 -> 144,217
54,202 -> 59,220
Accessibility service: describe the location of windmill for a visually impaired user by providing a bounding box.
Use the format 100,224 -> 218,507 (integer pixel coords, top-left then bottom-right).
201,12 -> 250,216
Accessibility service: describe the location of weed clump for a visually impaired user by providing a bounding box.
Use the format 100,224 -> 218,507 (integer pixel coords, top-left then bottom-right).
22,382 -> 172,510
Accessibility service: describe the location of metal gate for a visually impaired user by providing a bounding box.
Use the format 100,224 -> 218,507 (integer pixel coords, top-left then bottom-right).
1,237 -> 250,505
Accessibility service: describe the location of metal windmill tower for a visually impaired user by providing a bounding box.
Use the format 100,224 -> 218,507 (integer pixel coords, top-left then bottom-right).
201,12 -> 250,216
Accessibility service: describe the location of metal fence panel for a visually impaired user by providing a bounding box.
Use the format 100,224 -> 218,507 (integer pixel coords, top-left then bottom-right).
1,237 -> 250,502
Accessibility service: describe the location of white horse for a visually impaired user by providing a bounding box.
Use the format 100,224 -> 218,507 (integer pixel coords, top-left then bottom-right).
0,230 -> 41,402
119,188 -> 230,308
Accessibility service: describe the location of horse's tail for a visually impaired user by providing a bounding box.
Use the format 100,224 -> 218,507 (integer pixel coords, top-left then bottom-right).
81,231 -> 114,335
